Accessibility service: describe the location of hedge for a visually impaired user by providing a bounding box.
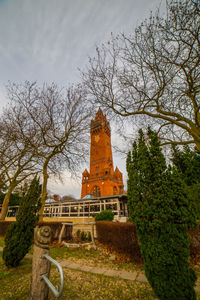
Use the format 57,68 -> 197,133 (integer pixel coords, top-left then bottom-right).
96,221 -> 142,263
0,221 -> 72,241
96,221 -> 200,265
1,220 -> 200,264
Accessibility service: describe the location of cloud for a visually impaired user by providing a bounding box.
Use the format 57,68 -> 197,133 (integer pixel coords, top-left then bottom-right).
0,0 -> 164,196
0,0 -> 163,83
48,171 -> 82,199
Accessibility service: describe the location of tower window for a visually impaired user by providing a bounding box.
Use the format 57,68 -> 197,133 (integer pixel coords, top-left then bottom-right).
91,186 -> 101,197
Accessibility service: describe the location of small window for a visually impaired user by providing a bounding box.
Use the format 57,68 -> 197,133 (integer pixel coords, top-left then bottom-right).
91,186 -> 101,197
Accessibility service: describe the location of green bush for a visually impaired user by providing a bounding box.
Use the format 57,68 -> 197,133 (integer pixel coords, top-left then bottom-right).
3,176 -> 41,267
80,231 -> 87,241
95,210 -> 114,221
76,230 -> 91,242
87,231 -> 92,242
127,128 -> 197,299
74,230 -> 92,242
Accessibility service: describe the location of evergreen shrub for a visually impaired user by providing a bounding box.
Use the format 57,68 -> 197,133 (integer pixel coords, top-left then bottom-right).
3,176 -> 41,267
172,145 -> 200,219
80,231 -> 87,241
95,210 -> 114,221
87,231 -> 92,242
127,128 -> 197,299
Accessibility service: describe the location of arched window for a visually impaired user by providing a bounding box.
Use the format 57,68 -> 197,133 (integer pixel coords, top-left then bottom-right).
91,186 -> 101,197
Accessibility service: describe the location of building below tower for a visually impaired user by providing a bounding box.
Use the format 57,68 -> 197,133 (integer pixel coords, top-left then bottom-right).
81,108 -> 125,198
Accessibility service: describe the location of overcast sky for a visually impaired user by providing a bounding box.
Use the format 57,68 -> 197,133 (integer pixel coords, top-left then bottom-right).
0,0 -> 164,198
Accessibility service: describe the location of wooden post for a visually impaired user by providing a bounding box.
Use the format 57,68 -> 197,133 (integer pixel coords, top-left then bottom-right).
78,204 -> 80,217
117,199 -> 121,218
91,224 -> 96,245
69,204 -> 71,217
58,224 -> 66,244
29,226 -> 52,300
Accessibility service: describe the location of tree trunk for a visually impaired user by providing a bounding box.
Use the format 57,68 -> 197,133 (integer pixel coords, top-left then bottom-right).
195,140 -> 200,152
0,183 -> 15,220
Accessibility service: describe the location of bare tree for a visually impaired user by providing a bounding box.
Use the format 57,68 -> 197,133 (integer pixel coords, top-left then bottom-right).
83,0 -> 200,150
7,81 -> 90,220
0,105 -> 39,220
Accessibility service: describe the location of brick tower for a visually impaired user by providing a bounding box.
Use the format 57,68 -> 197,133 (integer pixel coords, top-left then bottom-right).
81,108 -> 124,198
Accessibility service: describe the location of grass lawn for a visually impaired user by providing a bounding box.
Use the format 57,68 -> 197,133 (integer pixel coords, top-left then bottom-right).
49,242 -> 141,273
0,236 -> 155,300
0,236 -> 200,299
0,250 -> 155,300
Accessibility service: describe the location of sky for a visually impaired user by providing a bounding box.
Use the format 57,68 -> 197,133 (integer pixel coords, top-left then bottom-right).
0,0 -> 164,198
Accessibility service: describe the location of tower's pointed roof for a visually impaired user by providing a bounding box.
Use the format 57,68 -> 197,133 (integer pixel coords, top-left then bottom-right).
91,108 -> 109,131
95,107 -> 104,121
114,166 -> 122,175
82,169 -> 90,176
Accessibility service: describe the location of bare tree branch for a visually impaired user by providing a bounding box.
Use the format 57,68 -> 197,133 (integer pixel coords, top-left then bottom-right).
4,81 -> 91,220
82,0 -> 200,151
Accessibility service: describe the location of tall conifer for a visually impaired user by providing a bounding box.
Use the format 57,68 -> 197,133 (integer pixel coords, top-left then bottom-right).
3,176 -> 41,267
127,128 -> 197,299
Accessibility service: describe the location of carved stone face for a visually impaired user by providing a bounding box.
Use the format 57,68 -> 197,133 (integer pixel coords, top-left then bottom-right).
34,226 -> 52,249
